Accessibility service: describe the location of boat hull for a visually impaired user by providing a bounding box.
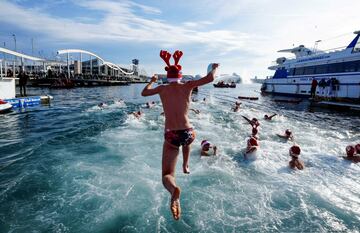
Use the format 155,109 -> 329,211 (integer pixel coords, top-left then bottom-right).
261,74 -> 360,100
0,102 -> 13,113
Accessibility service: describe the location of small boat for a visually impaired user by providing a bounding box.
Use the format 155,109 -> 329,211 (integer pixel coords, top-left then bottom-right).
273,99 -> 302,104
0,100 -> 13,113
213,82 -> 236,88
238,96 -> 259,100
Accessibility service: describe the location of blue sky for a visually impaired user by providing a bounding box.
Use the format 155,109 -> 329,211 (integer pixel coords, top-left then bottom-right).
0,0 -> 359,79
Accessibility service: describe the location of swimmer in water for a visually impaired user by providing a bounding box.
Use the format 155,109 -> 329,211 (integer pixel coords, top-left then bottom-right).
145,101 -> 155,108
288,145 -> 304,170
264,113 -> 277,121
203,98 -> 206,102
242,116 -> 260,128
130,111 -> 142,119
190,108 -> 200,114
244,136 -> 259,159
98,102 -> 107,109
277,129 -> 294,141
342,144 -> 360,163
251,127 -> 258,139
232,102 -> 242,112
141,50 -> 219,220
200,140 -> 217,156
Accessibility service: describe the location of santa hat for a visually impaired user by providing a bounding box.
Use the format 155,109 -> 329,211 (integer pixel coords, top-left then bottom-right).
346,145 -> 355,156
201,140 -> 210,149
289,145 -> 301,157
160,50 -> 183,82
247,137 -> 258,147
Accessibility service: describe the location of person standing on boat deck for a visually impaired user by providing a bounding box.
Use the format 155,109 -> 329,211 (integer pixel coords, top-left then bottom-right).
310,78 -> 318,98
325,78 -> 332,98
18,69 -> 28,97
141,50 -> 219,221
318,78 -> 326,96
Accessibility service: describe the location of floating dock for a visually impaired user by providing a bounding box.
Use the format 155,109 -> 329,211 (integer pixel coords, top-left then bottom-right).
5,96 -> 53,108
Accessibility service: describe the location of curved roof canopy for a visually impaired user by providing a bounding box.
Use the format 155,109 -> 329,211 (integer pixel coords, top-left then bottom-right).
57,49 -> 105,63
103,61 -> 134,75
0,47 -> 45,61
58,49 -> 134,75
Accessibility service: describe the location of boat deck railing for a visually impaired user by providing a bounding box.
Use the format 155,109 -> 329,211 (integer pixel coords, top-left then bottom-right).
269,45 -> 355,67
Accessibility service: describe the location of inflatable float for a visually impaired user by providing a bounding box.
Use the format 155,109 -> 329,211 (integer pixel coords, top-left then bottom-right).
238,96 -> 259,100
0,100 -> 13,114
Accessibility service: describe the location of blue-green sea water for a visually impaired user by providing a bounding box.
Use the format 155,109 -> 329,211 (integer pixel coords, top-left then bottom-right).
0,83 -> 360,232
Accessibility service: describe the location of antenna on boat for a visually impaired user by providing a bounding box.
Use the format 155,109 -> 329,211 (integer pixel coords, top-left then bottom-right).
313,40 -> 322,54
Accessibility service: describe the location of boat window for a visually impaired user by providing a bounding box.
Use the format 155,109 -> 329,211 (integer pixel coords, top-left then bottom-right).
354,40 -> 360,53
344,61 -> 357,72
328,63 -> 337,73
356,60 -> 360,71
315,64 -> 328,74
289,68 -> 295,76
294,67 -> 304,75
304,66 -> 315,75
293,60 -> 360,76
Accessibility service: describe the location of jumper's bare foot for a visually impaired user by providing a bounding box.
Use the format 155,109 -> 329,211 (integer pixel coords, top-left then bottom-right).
183,164 -> 190,174
170,187 -> 181,220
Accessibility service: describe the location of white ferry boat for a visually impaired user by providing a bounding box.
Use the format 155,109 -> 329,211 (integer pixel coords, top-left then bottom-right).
261,31 -> 360,100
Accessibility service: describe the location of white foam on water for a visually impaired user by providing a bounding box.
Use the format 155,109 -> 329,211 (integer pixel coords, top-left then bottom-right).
3,85 -> 359,232
62,90 -> 359,232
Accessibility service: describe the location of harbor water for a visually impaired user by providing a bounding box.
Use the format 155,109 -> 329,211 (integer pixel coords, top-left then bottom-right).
0,83 -> 359,232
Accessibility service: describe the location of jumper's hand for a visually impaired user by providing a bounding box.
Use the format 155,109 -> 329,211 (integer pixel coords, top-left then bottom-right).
212,63 -> 219,70
151,75 -> 158,83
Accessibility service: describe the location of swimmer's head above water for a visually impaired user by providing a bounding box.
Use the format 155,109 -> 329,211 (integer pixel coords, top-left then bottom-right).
285,129 -> 292,137
160,50 -> 183,83
355,144 -> 360,154
346,145 -> 356,157
201,140 -> 211,151
289,145 -> 301,158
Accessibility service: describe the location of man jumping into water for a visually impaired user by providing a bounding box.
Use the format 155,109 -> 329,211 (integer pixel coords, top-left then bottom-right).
141,50 -> 219,220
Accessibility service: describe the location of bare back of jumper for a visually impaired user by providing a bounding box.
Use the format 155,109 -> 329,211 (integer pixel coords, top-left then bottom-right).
159,83 -> 193,131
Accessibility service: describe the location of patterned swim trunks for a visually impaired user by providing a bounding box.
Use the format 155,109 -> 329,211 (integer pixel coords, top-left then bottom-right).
164,128 -> 196,147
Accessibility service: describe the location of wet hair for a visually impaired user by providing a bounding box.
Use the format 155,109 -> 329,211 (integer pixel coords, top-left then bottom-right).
285,129 -> 292,136
290,145 -> 301,157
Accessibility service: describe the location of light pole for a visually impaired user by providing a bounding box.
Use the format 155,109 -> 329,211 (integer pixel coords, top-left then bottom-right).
31,38 -> 34,74
12,34 -> 16,78
314,40 -> 321,54
3,42 -> 6,77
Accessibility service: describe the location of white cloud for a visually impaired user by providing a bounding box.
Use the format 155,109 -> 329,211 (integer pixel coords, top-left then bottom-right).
0,0 -> 254,54
1,0 -> 359,77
